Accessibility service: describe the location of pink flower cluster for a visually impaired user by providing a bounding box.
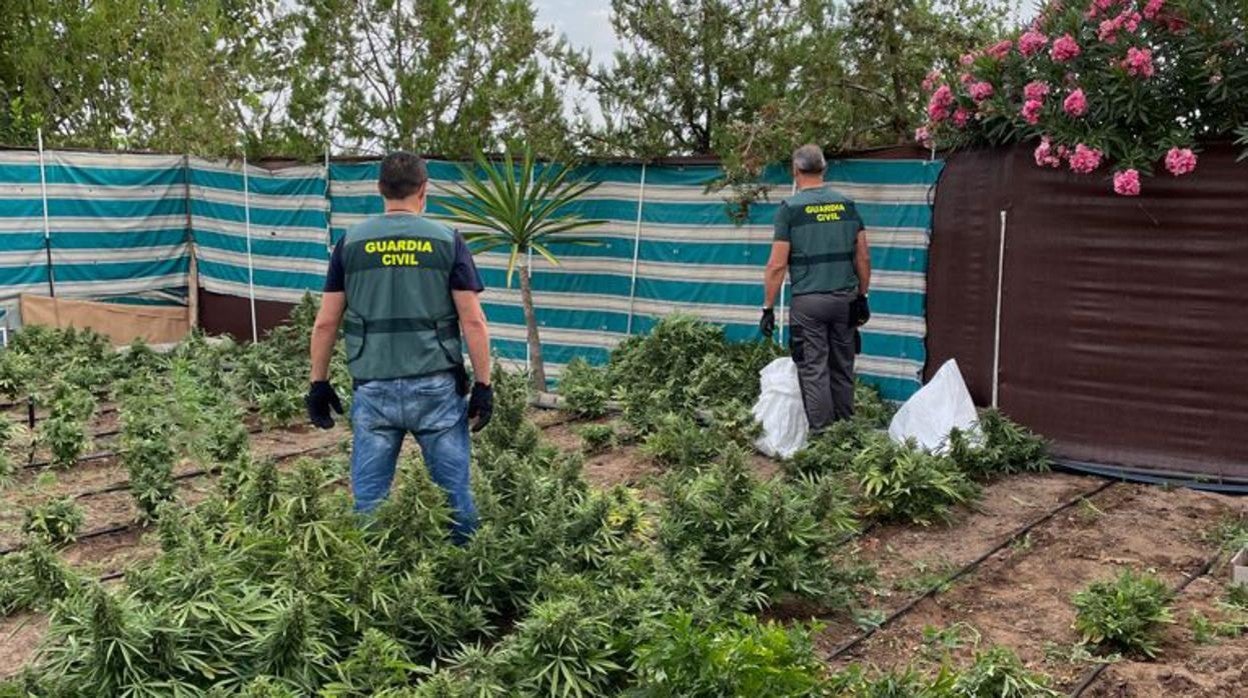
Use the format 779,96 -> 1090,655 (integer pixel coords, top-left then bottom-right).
1019,30 -> 1048,57
1165,147 -> 1197,176
1051,34 -> 1082,62
922,70 -> 943,94
1099,10 -> 1142,43
927,84 -> 954,122
1034,137 -> 1065,168
1143,0 -> 1165,20
953,108 -> 971,128
1086,0 -> 1117,19
1069,143 -> 1103,173
986,40 -> 1013,60
960,53 -> 976,66
969,81 -> 995,102
1113,169 -> 1141,195
1024,81 -> 1051,101
1123,47 -> 1155,77
915,126 -> 933,149
1063,88 -> 1088,117
1021,100 -> 1043,124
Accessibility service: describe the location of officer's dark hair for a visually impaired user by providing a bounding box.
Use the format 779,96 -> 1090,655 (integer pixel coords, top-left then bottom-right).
378,151 -> 429,200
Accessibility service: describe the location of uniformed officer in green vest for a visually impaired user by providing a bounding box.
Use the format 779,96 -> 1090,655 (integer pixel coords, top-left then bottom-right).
305,152 -> 493,543
760,144 -> 871,431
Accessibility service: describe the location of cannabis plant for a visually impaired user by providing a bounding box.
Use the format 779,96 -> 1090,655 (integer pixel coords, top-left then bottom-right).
1073,569 -> 1175,658
576,423 -> 617,455
38,379 -> 96,468
559,357 -> 611,418
22,496 -> 85,546
853,436 -> 979,526
951,646 -> 1060,697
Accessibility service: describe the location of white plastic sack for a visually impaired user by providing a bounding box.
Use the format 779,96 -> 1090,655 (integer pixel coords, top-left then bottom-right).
752,357 -> 809,458
887,359 -> 979,453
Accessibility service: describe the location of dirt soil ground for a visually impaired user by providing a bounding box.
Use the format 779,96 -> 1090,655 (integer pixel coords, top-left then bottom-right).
820,480 -> 1246,695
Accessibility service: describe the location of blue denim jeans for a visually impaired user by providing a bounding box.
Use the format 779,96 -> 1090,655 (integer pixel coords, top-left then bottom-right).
350,371 -> 478,542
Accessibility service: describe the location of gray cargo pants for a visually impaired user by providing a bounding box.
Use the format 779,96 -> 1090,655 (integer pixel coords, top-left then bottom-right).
789,290 -> 856,431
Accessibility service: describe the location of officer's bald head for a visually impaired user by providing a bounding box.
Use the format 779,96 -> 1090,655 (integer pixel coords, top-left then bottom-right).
379,152 -> 429,200
792,144 -> 826,175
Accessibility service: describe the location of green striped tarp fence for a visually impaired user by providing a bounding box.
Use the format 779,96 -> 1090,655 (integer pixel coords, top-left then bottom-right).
0,150 -> 941,400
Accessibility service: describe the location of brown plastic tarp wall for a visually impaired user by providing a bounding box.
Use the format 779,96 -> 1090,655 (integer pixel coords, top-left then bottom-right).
20,294 -> 190,345
927,143 -> 1248,483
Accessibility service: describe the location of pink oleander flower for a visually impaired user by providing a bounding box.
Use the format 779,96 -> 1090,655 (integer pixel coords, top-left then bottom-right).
986,40 -> 1013,60
927,84 -> 954,121
953,108 -> 971,128
1069,143 -> 1103,173
915,126 -> 933,148
960,72 -> 975,86
1021,99 -> 1044,124
1051,34 -> 1082,61
1143,0 -> 1164,20
960,53 -> 976,66
1063,88 -> 1088,117
969,81 -> 995,102
1165,147 -> 1197,176
1019,31 -> 1049,57
922,70 -> 943,94
1113,169 -> 1141,195
1120,10 -> 1141,31
1024,81 -> 1051,101
1123,47 -> 1155,77
1034,137 -> 1063,168
1099,18 -> 1120,43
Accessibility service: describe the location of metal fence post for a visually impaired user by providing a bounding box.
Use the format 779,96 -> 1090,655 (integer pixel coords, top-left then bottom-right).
625,163 -> 647,336
991,209 -> 1007,409
36,128 -> 55,297
242,152 -> 258,343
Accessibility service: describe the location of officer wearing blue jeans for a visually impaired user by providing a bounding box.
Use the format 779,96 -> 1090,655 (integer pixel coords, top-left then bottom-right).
305,152 -> 494,543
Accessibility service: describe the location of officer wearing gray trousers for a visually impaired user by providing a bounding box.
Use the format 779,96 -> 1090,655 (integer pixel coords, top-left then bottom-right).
759,145 -> 872,431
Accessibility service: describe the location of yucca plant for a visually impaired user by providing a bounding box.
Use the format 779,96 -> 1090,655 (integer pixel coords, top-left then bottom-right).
438,147 -> 604,390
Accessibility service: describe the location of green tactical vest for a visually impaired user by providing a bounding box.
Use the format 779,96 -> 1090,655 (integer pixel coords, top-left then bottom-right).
781,187 -> 863,296
340,213 -> 463,381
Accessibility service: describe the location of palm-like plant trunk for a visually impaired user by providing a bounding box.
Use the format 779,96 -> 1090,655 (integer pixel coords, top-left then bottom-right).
519,259 -> 546,391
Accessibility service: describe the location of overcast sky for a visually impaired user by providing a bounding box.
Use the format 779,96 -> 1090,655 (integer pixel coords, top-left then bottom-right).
534,0 -> 620,67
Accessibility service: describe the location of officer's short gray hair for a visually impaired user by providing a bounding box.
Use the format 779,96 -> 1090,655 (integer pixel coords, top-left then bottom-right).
792,144 -> 826,174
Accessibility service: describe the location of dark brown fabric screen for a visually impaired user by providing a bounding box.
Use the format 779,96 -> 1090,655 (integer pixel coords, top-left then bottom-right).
927,143 -> 1248,483
198,289 -> 295,340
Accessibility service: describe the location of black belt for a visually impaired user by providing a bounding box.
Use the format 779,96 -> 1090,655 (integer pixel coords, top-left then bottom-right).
791,251 -> 853,266
344,317 -> 459,340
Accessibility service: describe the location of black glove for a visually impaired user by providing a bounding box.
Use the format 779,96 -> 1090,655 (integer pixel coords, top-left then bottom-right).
467,382 -> 493,433
851,294 -> 870,327
759,307 -> 776,338
854,328 -> 862,355
305,381 -> 343,429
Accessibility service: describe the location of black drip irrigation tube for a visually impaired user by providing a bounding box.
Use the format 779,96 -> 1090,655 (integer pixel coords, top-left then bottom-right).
1065,555 -> 1219,697
0,440 -> 343,558
825,477 -> 1119,661
2,411 -> 578,559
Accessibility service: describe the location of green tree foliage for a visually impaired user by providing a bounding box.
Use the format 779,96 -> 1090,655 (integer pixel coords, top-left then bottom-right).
562,0 -> 1010,187
285,0 -> 574,158
0,0 -> 292,155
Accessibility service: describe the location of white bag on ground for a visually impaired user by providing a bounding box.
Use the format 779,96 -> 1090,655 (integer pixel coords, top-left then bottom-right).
887,359 -> 979,453
752,357 -> 809,458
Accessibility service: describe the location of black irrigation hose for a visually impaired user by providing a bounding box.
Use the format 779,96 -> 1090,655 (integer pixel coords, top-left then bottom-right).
20,423 -> 269,472
0,440 -> 344,558
826,477 -> 1120,661
1066,555 -> 1219,698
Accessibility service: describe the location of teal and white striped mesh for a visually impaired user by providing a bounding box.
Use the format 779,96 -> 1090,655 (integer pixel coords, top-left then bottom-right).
0,151 -> 940,400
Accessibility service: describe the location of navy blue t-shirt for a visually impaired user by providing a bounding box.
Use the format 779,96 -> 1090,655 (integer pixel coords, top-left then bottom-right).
323,229 -> 485,293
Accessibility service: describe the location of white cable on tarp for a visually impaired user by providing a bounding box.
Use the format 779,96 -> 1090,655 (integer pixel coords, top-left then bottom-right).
36,128 -> 55,296
242,152 -> 258,343
991,209 -> 1007,409
625,163 -> 647,336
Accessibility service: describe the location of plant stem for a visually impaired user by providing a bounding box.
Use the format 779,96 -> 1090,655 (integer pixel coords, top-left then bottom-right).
519,260 -> 546,391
